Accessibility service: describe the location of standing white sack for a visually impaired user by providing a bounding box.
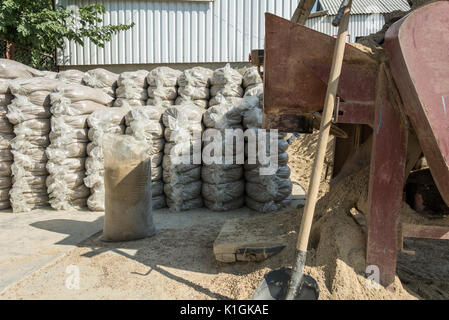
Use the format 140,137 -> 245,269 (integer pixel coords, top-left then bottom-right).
102,134 -> 156,242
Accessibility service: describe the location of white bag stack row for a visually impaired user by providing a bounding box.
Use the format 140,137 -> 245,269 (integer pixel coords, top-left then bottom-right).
113,70 -> 149,108
46,84 -> 114,210
85,107 -> 128,211
125,105 -> 167,209
0,59 -> 56,211
0,60 -> 296,214
176,67 -> 213,109
241,97 -> 292,213
147,67 -> 181,108
162,104 -> 204,211
209,64 -> 244,107
243,67 -> 263,98
82,68 -> 119,98
56,70 -> 85,85
201,100 -> 245,211
7,78 -> 62,212
0,80 -> 13,209
0,58 -> 55,79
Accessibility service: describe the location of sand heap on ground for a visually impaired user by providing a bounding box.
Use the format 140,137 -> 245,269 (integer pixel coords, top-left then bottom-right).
212,134 -> 417,300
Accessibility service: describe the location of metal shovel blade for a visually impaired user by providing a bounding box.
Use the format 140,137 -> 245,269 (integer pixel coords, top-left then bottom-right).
251,268 -> 319,300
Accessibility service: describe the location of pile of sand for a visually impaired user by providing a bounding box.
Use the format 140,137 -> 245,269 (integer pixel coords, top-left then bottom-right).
214,168 -> 416,300
212,134 -> 418,300
287,132 -> 335,196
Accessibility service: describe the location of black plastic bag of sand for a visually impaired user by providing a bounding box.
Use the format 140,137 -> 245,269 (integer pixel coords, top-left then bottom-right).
102,134 -> 156,242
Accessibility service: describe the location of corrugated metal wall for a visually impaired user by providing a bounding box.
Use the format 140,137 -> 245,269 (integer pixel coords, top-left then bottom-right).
57,0 -> 301,66
57,0 -> 386,66
306,14 -> 385,43
317,0 -> 410,15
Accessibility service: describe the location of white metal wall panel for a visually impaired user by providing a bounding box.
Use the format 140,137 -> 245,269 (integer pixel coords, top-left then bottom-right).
306,14 -> 385,42
318,0 -> 410,15
57,0 -> 388,66
57,0 -> 301,66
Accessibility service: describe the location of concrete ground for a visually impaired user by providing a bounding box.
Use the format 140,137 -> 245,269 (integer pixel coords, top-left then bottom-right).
0,183 -> 305,299
0,208 -> 104,294
0,206 -> 277,300
0,183 -> 306,300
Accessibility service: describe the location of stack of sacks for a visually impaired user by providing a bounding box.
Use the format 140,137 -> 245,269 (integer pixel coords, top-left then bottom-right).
56,70 -> 85,85
176,67 -> 213,109
209,64 -> 244,107
201,100 -> 245,211
46,84 -> 114,210
42,71 -> 58,79
0,80 -> 13,209
241,97 -> 292,213
243,67 -> 263,98
125,105 -> 166,209
85,107 -> 128,211
147,67 -> 181,108
113,70 -> 149,108
82,68 -> 119,98
162,104 -> 204,211
7,78 -> 62,212
0,58 -> 51,79
0,59 -> 52,210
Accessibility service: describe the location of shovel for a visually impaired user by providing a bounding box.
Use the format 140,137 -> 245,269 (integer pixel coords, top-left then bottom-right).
252,0 -> 352,300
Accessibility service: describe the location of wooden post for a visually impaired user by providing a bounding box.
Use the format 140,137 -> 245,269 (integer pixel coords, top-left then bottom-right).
5,41 -> 15,60
291,0 -> 316,25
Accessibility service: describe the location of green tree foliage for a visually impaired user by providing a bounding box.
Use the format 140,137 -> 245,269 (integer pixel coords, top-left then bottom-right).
0,0 -> 134,67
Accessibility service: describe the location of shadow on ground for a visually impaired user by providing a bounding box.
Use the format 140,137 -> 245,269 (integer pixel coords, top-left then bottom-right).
28,208 -> 281,300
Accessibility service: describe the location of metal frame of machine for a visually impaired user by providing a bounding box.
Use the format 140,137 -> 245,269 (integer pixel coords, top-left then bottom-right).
253,1 -> 449,287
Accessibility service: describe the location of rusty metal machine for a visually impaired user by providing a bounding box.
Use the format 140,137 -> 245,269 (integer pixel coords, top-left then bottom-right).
252,1 -> 449,287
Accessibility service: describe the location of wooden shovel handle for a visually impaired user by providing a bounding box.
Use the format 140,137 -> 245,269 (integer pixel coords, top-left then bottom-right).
296,0 -> 352,252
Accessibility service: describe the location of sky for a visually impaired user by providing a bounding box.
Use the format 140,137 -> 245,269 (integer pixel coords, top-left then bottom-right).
312,1 -> 318,13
